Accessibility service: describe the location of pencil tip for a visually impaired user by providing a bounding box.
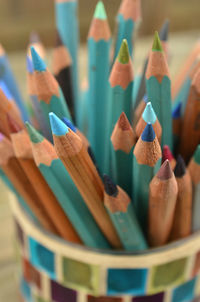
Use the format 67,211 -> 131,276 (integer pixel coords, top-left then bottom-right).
141,123 -> 155,142
30,46 -> 46,72
174,155 -> 186,177
142,102 -> 157,124
49,113 -> 69,136
26,55 -> 34,74
157,159 -> 172,180
152,31 -> 163,52
25,122 -> 44,143
103,175 -> 118,197
159,19 -> 169,42
118,112 -> 130,130
7,114 -> 22,134
117,39 -> 129,64
62,117 -> 76,133
162,145 -> 174,162
29,31 -> 40,44
193,145 -> 200,164
172,102 -> 182,119
94,1 -> 107,20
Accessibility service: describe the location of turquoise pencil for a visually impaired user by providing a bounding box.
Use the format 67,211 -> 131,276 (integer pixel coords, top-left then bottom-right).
26,122 -> 110,249
54,0 -> 79,123
30,47 -> 71,140
114,0 -> 141,61
133,123 -> 161,232
103,175 -> 147,251
146,32 -> 173,149
0,44 -> 29,121
87,1 -> 111,171
111,112 -> 136,197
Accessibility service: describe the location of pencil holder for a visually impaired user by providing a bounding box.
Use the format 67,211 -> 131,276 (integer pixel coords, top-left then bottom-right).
12,197 -> 200,302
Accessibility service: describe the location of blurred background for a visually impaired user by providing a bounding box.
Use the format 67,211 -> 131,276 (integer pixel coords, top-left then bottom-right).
0,0 -> 199,51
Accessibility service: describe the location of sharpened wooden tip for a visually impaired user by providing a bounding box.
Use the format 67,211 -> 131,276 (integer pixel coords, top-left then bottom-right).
31,46 -> 46,72
7,114 -> 22,134
152,31 -> 163,52
194,145 -> 200,165
159,19 -> 169,42
174,155 -> 186,177
157,160 -> 172,180
141,123 -> 155,142
25,122 -> 44,144
103,175 -> 118,197
94,1 -> 107,20
118,39 -> 129,64
118,112 -> 131,130
49,113 -> 69,136
162,145 -> 174,162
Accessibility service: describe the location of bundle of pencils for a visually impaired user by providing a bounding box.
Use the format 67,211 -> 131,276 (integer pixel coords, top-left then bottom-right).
1,0 -> 200,251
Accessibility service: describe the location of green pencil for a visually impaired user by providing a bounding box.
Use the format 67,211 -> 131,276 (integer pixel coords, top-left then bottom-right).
87,1 -> 111,171
103,175 -> 147,251
133,123 -> 162,232
111,112 -> 136,197
26,122 -> 110,249
146,32 -> 172,149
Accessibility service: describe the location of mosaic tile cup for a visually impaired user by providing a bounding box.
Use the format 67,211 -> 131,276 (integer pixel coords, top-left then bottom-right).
11,198 -> 200,302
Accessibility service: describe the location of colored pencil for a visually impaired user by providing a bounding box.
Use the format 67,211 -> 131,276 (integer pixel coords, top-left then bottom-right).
52,31 -> 75,121
87,1 -> 111,171
49,113 -> 122,248
146,31 -> 172,149
8,117 -> 81,243
162,145 -> 176,170
170,155 -> 192,241
114,0 -> 141,61
135,102 -> 162,142
0,44 -> 29,121
111,112 -> 136,197
179,68 -> 200,162
188,145 -> 200,232
132,20 -> 170,113
27,31 -> 46,59
26,55 -> 51,140
172,39 -> 200,99
54,0 -> 79,123
26,122 -> 110,249
172,102 -> 182,152
0,88 -> 24,138
103,175 -> 147,251
133,123 -> 162,232
0,133 -> 57,234
148,160 -> 178,247
30,46 -> 72,140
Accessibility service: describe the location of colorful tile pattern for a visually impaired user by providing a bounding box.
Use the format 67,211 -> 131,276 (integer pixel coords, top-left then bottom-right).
51,279 -> 77,302
88,295 -> 123,302
23,258 -> 41,290
148,258 -> 188,294
62,257 -> 100,294
132,292 -> 164,301
171,278 -> 197,302
28,237 -> 55,280
107,268 -> 148,295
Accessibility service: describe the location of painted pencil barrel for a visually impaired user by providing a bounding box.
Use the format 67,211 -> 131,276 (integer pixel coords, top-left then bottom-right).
12,197 -> 200,301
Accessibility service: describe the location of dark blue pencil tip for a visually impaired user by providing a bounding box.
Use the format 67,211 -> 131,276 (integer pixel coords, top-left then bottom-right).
26,55 -> 34,74
144,95 -> 148,103
62,117 -> 77,133
141,123 -> 155,142
0,80 -> 12,100
174,155 -> 186,177
103,175 -> 118,197
172,102 -> 182,119
159,19 -> 170,42
49,112 -> 69,136
30,46 -> 46,72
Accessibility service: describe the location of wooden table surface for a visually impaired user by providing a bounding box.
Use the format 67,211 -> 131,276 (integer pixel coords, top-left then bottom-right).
0,31 -> 199,302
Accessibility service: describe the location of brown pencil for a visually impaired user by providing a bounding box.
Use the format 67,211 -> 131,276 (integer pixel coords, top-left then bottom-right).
148,160 -> 178,247
0,133 -> 58,234
179,68 -> 200,162
8,116 -> 81,243
49,113 -> 122,248
170,155 -> 192,241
